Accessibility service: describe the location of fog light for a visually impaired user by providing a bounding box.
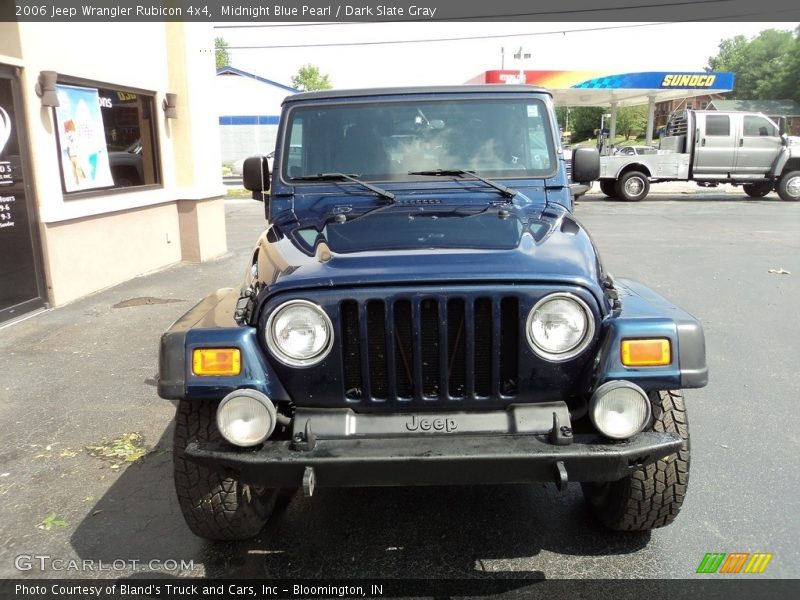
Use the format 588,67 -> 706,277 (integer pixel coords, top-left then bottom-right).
216,389 -> 276,447
590,381 -> 651,440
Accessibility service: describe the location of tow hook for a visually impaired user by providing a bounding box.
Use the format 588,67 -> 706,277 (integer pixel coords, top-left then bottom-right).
303,467 -> 316,497
549,412 -> 573,446
291,420 -> 317,451
554,461 -> 568,492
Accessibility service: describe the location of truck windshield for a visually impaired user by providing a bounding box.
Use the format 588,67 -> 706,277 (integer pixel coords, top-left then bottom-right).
282,97 -> 556,183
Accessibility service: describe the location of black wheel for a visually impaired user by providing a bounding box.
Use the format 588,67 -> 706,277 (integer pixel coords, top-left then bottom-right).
615,171 -> 650,201
743,182 -> 772,198
777,170 -> 800,201
582,390 -> 689,531
599,180 -> 616,198
173,399 -> 279,540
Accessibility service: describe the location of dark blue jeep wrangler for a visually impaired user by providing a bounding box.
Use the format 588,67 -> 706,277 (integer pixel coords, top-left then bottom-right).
158,86 -> 707,540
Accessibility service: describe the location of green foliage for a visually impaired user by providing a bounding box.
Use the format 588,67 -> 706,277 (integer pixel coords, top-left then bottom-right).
86,432 -> 148,464
707,27 -> 800,102
567,107 -> 606,141
616,106 -> 649,140
39,512 -> 68,531
291,64 -> 333,92
559,105 -> 649,142
215,37 -> 230,69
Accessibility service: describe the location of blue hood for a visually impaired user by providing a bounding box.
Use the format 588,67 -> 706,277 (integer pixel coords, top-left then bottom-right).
249,195 -> 607,307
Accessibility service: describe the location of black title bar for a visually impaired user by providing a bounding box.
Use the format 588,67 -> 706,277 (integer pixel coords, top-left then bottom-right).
3,0 -> 800,22
3,579 -> 800,600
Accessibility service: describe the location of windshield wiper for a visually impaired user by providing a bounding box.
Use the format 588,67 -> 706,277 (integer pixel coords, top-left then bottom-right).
408,169 -> 517,199
293,173 -> 395,201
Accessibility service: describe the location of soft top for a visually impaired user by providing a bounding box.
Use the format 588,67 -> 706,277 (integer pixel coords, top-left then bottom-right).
282,84 -> 551,104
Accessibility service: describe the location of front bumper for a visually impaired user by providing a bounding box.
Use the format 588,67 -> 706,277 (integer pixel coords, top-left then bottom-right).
184,431 -> 681,489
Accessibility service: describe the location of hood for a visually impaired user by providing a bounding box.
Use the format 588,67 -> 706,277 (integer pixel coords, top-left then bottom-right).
249,198 -> 606,303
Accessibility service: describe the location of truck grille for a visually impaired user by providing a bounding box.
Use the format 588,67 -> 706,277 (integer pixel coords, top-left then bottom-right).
340,296 -> 519,403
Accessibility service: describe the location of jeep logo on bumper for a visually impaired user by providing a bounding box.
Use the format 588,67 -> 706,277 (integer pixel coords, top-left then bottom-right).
405,415 -> 458,433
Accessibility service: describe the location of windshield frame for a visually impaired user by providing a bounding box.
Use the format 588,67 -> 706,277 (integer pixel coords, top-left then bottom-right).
278,95 -> 559,187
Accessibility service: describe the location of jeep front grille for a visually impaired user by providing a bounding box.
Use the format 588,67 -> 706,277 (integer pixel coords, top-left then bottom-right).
339,296 -> 519,403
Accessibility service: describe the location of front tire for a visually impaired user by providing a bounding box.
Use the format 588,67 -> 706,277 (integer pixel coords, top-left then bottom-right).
173,399 -> 279,540
599,179 -> 617,198
582,390 -> 689,531
777,170 -> 800,201
615,171 -> 650,201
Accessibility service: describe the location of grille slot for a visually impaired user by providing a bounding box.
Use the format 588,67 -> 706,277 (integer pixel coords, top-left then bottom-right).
341,301 -> 362,400
340,295 -> 519,404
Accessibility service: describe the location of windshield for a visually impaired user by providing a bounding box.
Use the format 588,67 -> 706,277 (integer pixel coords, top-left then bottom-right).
282,97 -> 556,182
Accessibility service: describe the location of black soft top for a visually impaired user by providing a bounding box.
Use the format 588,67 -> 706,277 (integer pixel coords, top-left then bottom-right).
282,85 -> 551,104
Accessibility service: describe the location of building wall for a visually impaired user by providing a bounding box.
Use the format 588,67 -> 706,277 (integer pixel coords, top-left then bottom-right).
0,22 -> 227,309
654,94 -> 725,132
215,73 -> 294,163
219,122 -> 279,164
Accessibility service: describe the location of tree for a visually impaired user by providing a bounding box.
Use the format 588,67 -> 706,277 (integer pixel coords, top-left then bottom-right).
615,106 -> 648,140
215,37 -> 230,69
707,28 -> 800,102
291,64 -> 332,92
567,106 -> 605,141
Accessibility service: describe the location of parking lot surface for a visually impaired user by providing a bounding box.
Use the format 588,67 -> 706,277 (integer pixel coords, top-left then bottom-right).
0,189 -> 798,580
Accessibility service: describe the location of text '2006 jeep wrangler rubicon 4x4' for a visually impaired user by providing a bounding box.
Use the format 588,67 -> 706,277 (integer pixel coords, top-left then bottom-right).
158,86 -> 707,541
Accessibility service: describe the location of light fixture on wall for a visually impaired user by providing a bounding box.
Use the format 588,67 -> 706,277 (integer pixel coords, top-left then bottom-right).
35,71 -> 60,107
162,93 -> 178,119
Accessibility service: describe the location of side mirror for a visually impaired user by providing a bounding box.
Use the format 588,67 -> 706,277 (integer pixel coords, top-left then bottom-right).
243,155 -> 270,201
571,146 -> 600,184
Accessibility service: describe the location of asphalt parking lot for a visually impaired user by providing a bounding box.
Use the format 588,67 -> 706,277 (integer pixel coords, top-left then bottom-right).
0,187 -> 798,582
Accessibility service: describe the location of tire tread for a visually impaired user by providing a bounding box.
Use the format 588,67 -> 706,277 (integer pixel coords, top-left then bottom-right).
583,390 -> 690,531
173,399 -> 275,540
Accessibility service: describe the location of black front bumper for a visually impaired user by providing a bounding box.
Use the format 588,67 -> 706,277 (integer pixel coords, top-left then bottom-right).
184,432 -> 681,489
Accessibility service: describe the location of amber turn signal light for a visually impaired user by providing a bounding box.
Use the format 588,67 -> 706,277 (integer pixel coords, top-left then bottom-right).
192,348 -> 241,376
621,339 -> 671,366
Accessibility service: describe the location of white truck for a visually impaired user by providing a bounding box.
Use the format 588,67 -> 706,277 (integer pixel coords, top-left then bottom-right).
598,110 -> 800,201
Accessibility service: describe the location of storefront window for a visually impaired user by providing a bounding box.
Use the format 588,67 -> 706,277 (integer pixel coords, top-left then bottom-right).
54,81 -> 160,194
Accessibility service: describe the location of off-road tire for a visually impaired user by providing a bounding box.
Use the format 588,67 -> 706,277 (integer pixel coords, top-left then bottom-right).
777,170 -> 800,202
599,180 -> 617,198
743,182 -> 772,198
173,399 -> 278,540
582,390 -> 689,531
615,171 -> 650,201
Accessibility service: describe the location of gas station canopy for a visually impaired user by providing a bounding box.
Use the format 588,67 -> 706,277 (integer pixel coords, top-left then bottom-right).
468,69 -> 735,146
469,70 -> 735,107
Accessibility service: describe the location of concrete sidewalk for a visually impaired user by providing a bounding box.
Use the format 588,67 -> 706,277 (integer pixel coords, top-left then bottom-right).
0,198 -> 268,578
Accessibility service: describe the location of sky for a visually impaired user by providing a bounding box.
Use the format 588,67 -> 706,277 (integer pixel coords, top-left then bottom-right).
217,21 -> 799,89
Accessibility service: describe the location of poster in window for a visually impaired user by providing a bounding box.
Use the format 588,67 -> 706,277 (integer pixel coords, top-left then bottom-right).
0,105 -> 12,187
54,84 -> 114,192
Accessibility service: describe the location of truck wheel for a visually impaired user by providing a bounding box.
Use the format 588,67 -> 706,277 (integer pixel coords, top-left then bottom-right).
615,171 -> 650,201
743,183 -> 772,198
777,170 -> 800,201
582,390 -> 689,531
599,180 -> 617,198
173,399 -> 279,540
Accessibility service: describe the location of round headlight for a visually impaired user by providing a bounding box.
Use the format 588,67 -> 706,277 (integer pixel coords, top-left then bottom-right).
216,389 -> 276,447
526,293 -> 594,360
590,381 -> 651,440
265,300 -> 333,366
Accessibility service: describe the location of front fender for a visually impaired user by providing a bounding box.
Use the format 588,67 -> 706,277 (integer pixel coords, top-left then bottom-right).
597,278 -> 708,390
157,288 -> 289,402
